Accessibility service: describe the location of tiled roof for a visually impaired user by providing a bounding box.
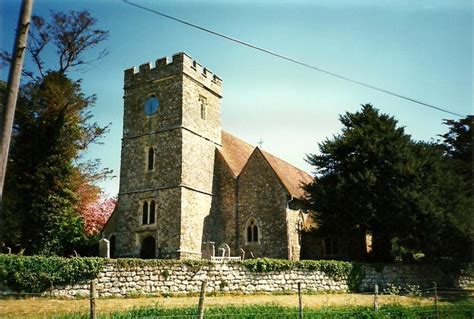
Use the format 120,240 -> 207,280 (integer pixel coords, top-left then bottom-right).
219,131 -> 255,176
260,150 -> 313,199
219,131 -> 313,198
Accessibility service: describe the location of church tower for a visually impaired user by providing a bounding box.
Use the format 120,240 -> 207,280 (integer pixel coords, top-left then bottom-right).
111,53 -> 222,259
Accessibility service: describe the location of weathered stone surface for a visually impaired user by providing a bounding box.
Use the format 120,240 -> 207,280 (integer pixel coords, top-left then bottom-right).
26,261 -> 471,298
102,52 -> 311,261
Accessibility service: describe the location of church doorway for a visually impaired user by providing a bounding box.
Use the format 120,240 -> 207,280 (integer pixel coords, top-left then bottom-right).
140,236 -> 156,259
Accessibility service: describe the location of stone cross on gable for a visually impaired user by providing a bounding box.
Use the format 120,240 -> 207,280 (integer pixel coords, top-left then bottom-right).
258,139 -> 264,149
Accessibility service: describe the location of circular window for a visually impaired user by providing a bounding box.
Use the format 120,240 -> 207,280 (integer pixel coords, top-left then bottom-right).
144,95 -> 159,115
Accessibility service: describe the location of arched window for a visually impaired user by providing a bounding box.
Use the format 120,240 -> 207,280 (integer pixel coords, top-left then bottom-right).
147,147 -> 155,171
140,236 -> 156,259
246,218 -> 260,244
142,201 -> 149,225
149,200 -> 156,224
252,223 -> 258,242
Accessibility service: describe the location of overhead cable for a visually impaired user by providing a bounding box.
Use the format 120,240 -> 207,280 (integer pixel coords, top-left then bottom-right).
123,0 -> 464,118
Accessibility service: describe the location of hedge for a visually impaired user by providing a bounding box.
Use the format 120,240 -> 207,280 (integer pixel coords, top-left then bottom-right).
0,254 -> 106,293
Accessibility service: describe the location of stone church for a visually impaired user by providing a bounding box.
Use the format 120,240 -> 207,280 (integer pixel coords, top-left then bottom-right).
102,52 -> 313,260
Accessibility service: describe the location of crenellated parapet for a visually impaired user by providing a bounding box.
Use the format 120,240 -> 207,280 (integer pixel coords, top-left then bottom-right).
124,52 -> 222,97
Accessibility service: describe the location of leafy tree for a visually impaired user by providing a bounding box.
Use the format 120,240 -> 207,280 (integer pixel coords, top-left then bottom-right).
304,104 -> 472,261
1,10 -> 108,81
81,197 -> 116,236
2,73 -> 85,254
0,10 -> 110,255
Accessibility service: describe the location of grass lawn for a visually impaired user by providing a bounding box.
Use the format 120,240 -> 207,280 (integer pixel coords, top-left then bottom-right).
1,292 -> 468,318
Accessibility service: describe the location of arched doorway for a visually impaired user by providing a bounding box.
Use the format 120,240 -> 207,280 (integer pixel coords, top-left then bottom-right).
109,235 -> 116,258
140,236 -> 156,259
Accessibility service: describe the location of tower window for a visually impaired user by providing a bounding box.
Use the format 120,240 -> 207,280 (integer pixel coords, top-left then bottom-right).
149,200 -> 156,224
141,200 -> 156,225
144,95 -> 159,115
246,218 -> 260,244
142,201 -> 149,224
147,147 -> 155,171
199,95 -> 207,120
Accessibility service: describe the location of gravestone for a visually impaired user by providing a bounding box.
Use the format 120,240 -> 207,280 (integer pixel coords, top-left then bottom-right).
99,238 -> 110,258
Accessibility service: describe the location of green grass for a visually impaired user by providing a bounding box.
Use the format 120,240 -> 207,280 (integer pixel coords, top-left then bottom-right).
59,303 -> 474,318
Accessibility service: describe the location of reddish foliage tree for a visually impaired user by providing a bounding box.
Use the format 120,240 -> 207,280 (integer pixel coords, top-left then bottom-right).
81,197 -> 116,236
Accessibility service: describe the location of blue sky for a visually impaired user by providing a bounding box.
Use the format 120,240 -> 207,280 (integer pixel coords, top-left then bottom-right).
1,0 -> 472,197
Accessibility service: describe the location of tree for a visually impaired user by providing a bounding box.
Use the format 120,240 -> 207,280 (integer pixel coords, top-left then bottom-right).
0,10 -> 110,255
81,197 -> 116,236
436,116 -> 474,260
1,10 -> 108,81
440,116 -> 473,184
304,104 -> 472,261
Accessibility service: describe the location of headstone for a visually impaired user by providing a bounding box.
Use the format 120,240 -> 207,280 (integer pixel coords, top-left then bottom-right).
99,238 -> 110,258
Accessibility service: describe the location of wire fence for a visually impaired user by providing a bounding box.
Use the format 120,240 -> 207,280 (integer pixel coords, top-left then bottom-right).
1,281 -> 473,318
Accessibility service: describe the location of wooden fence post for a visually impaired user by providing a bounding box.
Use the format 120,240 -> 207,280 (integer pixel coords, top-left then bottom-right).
198,279 -> 208,319
374,284 -> 379,312
90,280 -> 96,319
298,282 -> 303,319
433,281 -> 439,319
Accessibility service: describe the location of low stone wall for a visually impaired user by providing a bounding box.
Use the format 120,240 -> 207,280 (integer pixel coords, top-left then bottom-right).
44,261 -> 474,298
360,264 -> 446,291
1,258 -> 470,298
49,262 -> 348,298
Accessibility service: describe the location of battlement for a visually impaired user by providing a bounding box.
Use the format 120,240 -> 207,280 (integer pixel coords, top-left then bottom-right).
124,52 -> 222,96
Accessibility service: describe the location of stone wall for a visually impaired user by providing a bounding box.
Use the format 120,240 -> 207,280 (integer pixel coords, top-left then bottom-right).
237,150 -> 291,259
360,264 -> 447,291
2,261 -> 471,298
48,261 -> 349,298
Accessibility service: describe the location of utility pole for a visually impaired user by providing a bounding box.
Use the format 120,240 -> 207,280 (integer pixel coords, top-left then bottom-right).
0,0 -> 33,210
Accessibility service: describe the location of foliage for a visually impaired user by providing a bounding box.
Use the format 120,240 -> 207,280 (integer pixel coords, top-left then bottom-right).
0,254 -> 105,293
59,304 -> 474,319
81,197 -> 116,235
0,10 -> 111,256
113,258 -> 214,270
304,105 -> 473,262
1,73 -> 96,255
1,10 -> 109,80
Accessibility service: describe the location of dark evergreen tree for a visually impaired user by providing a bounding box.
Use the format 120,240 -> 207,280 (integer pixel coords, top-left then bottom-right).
304,105 -> 473,261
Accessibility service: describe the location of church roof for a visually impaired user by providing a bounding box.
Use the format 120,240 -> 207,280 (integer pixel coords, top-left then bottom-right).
260,149 -> 313,199
220,131 -> 255,176
219,131 -> 313,198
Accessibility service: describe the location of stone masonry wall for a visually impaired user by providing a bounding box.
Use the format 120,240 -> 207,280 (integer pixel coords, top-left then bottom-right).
42,261 -> 473,298
360,264 -> 474,291
238,149 -> 290,259
48,261 -> 348,298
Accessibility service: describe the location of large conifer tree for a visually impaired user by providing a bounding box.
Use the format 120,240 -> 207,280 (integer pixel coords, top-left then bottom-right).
304,105 -> 473,261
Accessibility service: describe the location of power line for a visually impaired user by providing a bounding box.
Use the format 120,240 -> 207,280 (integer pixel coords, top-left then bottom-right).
122,0 -> 465,118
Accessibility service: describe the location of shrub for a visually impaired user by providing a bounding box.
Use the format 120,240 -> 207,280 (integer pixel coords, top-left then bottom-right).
0,254 -> 105,292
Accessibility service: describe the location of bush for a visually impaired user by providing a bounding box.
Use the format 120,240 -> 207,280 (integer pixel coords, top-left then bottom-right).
0,254 -> 105,292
